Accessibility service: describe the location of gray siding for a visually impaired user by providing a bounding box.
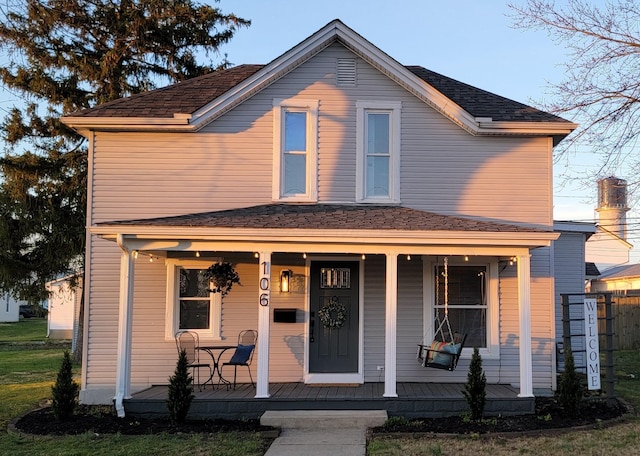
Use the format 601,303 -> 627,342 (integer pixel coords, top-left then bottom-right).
82,41 -> 556,398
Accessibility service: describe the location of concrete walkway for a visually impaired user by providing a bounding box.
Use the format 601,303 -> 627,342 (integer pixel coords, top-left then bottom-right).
261,410 -> 387,456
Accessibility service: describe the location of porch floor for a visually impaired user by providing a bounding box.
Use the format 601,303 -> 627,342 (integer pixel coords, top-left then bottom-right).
125,382 -> 534,419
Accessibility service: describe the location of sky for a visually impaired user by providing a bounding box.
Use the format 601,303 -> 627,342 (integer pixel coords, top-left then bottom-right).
213,0 -> 639,261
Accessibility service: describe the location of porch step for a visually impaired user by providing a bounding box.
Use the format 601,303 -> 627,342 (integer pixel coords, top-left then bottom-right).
260,409 -> 388,429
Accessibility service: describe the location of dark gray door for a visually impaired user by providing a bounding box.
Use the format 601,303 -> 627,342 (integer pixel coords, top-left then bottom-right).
309,261 -> 359,373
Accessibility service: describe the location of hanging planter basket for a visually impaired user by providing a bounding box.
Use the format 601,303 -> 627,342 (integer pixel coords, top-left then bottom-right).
204,262 -> 241,298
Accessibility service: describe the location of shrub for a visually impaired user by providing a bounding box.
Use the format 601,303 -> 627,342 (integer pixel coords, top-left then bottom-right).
167,349 -> 194,424
556,347 -> 583,418
51,350 -> 79,421
463,347 -> 486,421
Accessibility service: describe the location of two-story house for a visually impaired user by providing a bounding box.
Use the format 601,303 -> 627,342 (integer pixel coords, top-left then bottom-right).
62,20 -> 577,418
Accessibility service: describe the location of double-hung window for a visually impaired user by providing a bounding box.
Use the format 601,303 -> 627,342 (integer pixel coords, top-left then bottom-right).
356,101 -> 401,203
424,259 -> 499,358
165,260 -> 221,340
273,99 -> 318,201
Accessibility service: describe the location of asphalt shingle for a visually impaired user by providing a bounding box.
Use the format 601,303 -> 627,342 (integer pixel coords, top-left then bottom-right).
102,203 -> 548,233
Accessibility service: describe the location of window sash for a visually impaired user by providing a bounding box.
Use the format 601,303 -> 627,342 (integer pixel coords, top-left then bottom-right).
356,101 -> 400,203
165,260 -> 221,341
425,260 -> 498,358
272,99 -> 318,202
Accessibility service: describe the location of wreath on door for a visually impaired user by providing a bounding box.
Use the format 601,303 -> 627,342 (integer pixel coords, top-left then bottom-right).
318,296 -> 347,329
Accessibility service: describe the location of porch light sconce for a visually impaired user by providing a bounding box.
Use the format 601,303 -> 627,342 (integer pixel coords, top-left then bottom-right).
280,269 -> 292,293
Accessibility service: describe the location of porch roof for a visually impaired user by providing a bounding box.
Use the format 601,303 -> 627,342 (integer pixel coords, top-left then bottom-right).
99,203 -> 548,232
93,204 -> 558,252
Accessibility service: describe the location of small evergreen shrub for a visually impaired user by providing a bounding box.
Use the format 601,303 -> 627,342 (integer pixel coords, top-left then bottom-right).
556,347 -> 583,418
51,350 -> 79,421
463,347 -> 487,421
167,349 -> 194,424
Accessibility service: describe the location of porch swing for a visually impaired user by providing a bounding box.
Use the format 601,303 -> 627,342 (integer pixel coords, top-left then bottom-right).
416,257 -> 467,371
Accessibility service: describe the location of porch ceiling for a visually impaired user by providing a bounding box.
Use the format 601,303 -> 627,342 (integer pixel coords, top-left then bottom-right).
93,204 -> 558,252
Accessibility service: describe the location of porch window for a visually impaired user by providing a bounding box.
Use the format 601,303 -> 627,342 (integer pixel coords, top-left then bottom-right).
272,98 -> 318,202
425,259 -> 499,359
165,260 -> 221,340
356,100 -> 401,203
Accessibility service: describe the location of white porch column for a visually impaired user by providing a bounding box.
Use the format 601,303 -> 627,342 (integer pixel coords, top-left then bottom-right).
255,252 -> 271,398
114,235 -> 135,417
383,253 -> 398,397
517,253 -> 534,397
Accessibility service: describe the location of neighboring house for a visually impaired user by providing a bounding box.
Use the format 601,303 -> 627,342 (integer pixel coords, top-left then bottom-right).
46,275 -> 82,341
0,292 -> 28,323
589,263 -> 640,295
61,20 -> 577,416
586,225 -> 632,272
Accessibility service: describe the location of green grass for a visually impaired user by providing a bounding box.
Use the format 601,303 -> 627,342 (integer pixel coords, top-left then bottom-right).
0,320 -> 267,455
0,318 -> 49,343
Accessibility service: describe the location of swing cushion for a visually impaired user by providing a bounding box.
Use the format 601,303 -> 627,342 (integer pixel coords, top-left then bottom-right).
433,343 -> 461,366
427,340 -> 449,362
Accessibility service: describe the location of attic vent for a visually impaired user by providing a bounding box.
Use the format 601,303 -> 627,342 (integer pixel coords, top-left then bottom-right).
336,58 -> 356,86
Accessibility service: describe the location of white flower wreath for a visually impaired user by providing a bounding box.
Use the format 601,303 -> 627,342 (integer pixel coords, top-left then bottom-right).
318,297 -> 347,329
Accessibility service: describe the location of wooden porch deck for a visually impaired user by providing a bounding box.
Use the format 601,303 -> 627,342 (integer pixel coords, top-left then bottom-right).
125,382 -> 535,419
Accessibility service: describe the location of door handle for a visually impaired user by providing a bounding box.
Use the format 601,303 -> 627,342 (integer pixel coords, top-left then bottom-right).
310,311 -> 315,343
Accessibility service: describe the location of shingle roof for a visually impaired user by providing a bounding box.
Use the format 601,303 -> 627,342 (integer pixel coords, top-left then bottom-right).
586,262 -> 601,277
66,63 -> 566,124
69,64 -> 264,118
406,66 -> 565,123
101,203 -> 549,233
598,263 -> 640,280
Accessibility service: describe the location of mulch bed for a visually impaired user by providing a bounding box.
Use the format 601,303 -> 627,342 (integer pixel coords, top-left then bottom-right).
372,397 -> 632,435
13,405 -> 274,436
12,397 -> 631,437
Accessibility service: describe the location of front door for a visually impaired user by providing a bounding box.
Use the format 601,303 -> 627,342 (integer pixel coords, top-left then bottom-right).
309,261 -> 359,373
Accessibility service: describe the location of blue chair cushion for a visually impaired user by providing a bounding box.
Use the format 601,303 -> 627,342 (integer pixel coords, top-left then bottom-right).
228,344 -> 254,364
433,343 -> 460,366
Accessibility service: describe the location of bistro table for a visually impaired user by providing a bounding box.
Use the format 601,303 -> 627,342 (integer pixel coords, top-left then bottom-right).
197,345 -> 237,388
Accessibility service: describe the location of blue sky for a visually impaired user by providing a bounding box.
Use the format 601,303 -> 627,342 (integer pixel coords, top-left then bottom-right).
214,0 -> 639,259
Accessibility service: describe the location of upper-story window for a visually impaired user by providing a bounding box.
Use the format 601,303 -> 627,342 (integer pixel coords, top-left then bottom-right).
356,100 -> 401,203
273,99 -> 318,201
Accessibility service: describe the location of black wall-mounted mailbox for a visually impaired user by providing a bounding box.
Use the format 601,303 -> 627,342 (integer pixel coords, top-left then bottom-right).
273,308 -> 297,323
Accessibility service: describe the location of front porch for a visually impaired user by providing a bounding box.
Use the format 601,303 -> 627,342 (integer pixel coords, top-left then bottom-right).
125,382 -> 534,420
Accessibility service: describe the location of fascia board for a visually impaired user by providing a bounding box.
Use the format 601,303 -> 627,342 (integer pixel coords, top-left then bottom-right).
92,225 -> 558,247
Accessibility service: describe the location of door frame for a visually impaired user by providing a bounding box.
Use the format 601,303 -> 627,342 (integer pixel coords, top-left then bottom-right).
304,256 -> 364,384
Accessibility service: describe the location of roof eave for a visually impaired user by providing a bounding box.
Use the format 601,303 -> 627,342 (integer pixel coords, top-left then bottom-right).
92,225 -> 559,248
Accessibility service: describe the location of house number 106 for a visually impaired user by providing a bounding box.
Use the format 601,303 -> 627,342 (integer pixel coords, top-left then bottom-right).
259,261 -> 270,306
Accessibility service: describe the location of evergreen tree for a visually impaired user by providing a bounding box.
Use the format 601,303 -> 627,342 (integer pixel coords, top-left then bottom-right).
556,347 -> 583,418
463,347 -> 487,421
51,350 -> 80,421
0,1 -> 248,358
167,349 -> 194,424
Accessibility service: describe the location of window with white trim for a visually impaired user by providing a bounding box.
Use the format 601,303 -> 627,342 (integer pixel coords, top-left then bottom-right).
165,260 -> 221,340
273,99 -> 318,201
423,259 -> 499,358
356,101 -> 401,203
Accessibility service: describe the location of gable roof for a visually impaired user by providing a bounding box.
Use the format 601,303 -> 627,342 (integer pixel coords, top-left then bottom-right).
63,20 -> 576,142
